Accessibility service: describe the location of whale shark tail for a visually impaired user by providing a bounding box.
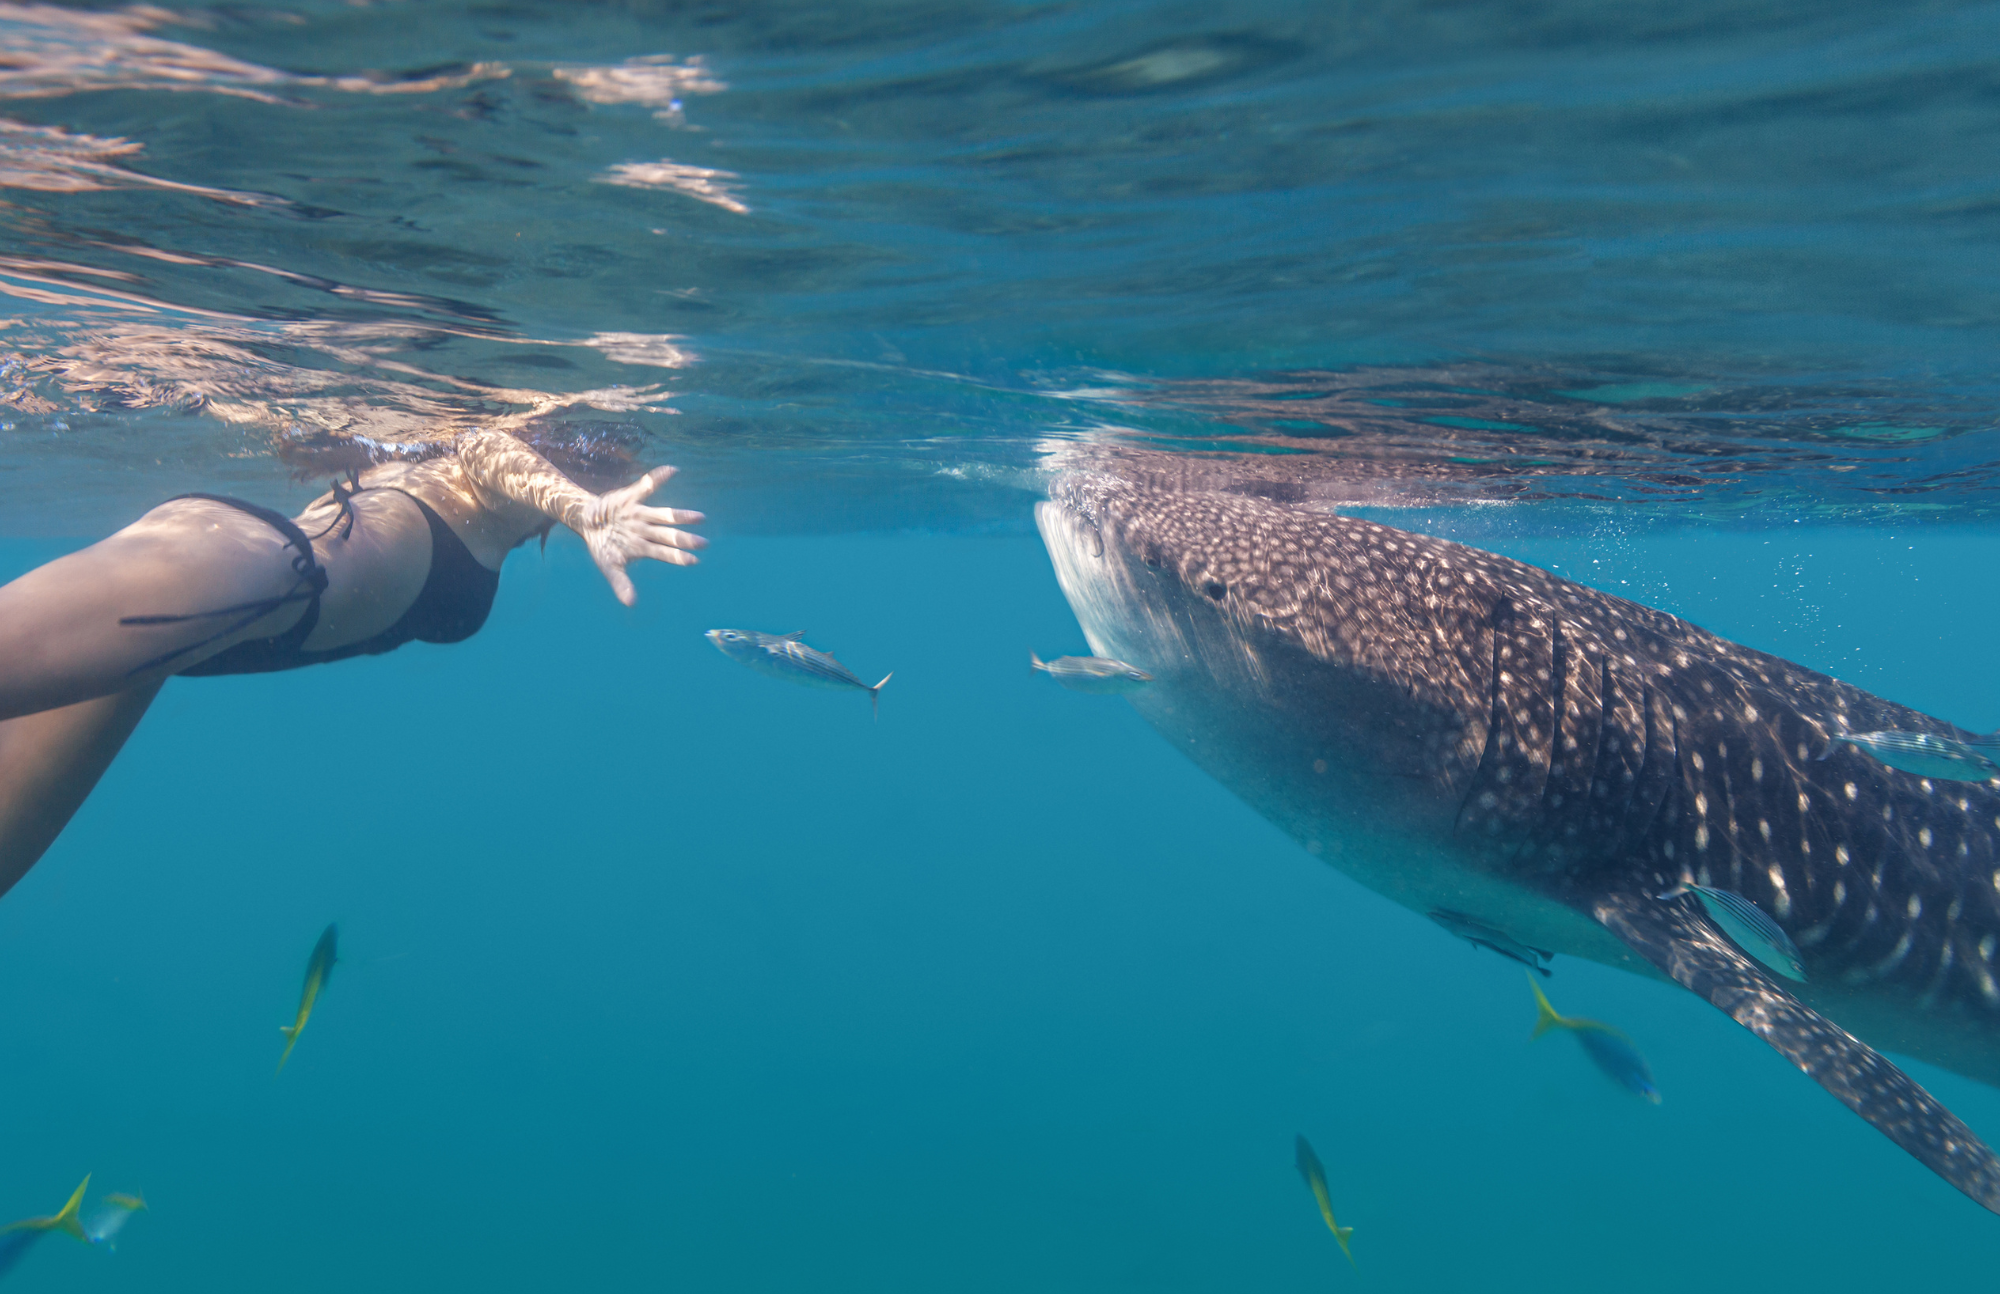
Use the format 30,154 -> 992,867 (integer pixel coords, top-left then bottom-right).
1527,976 -> 1565,1039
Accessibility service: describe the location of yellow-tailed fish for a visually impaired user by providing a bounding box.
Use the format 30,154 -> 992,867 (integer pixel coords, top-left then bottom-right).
277,923 -> 339,1073
1,1176 -> 89,1242
1293,1135 -> 1356,1270
1528,974 -> 1661,1103
0,1176 -> 89,1280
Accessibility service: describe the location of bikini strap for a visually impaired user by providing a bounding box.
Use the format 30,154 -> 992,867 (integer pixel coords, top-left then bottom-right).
118,492 -> 332,675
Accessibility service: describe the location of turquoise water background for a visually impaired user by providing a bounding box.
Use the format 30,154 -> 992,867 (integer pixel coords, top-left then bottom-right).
5,0 -> 2000,1286
2,518 -> 1997,1290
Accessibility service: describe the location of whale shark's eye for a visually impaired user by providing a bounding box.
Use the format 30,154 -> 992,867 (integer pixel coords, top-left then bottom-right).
1204,581 -> 1227,601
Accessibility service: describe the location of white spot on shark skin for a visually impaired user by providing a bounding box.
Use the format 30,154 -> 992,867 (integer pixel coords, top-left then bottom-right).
1948,896 -> 1963,922
1981,966 -> 2000,1005
1984,935 -> 1997,963
1920,827 -> 1933,848
1921,779 -> 1935,795
1798,793 -> 1810,812
1743,705 -> 1758,721
1875,932 -> 1915,977
1695,825 -> 1710,851
1695,793 -> 1709,816
1909,895 -> 1924,919
1691,752 -> 1705,772
1759,819 -> 1772,842
1845,782 -> 1858,801
1835,880 -> 1848,905
1836,845 -> 1850,866
1769,866 -> 1792,917
1751,758 -> 1764,782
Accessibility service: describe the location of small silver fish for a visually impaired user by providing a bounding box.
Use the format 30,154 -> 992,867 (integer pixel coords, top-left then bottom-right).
1826,730 -> 2000,783
1029,651 -> 1152,694
1428,909 -> 1554,977
706,629 -> 892,715
1658,883 -> 1806,981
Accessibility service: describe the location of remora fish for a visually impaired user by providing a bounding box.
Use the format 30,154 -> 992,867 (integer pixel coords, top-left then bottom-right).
1293,1135 -> 1356,1270
1529,975 -> 1661,1103
0,1176 -> 91,1278
278,923 -> 338,1073
1429,908 -> 1554,976
1029,651 -> 1153,693
706,629 -> 892,716
1827,730 -> 2000,784
1660,883 -> 1806,981
1038,469 -> 2000,1211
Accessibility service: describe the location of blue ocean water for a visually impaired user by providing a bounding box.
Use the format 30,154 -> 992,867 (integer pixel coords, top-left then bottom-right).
3,0 -> 2000,1289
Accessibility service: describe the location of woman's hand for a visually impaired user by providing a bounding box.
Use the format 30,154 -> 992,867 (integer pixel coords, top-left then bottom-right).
576,467 -> 706,606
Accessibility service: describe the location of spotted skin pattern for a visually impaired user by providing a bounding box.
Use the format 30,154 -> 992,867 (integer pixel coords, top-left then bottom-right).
1038,471 -> 2000,1213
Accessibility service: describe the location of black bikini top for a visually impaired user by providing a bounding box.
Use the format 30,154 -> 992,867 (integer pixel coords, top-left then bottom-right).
124,486 -> 501,678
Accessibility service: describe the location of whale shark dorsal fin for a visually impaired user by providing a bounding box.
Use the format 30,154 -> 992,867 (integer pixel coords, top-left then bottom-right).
1593,889 -> 2000,1213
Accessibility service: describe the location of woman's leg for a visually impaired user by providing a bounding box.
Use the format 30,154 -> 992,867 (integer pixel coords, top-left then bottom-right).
0,681 -> 162,897
0,498 -> 313,722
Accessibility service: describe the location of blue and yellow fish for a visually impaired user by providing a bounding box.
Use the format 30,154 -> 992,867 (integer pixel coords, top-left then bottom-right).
278,923 -> 339,1073
1528,975 -> 1661,1104
1293,1135 -> 1356,1270
0,1176 -> 91,1279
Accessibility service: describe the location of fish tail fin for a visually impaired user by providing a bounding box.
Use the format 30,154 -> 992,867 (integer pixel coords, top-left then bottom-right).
1528,974 -> 1564,1039
1030,652 -> 1046,672
1335,1226 -> 1356,1268
869,672 -> 892,720
276,1030 -> 300,1073
51,1177 -> 88,1242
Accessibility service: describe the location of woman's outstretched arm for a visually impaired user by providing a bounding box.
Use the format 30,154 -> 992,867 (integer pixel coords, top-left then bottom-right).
453,429 -> 706,606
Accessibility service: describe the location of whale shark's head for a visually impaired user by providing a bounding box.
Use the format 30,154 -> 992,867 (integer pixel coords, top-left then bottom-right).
1035,470 -> 1500,867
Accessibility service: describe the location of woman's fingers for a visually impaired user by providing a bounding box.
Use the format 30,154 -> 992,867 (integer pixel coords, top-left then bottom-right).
605,563 -> 638,607
645,506 -> 705,526
643,543 -> 700,567
642,523 -> 706,551
628,465 -> 680,501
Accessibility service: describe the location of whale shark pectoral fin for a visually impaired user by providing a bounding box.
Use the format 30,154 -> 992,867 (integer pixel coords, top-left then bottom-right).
1591,890 -> 2000,1214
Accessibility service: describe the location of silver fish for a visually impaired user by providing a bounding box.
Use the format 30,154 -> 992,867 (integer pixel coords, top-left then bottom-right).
1029,651 -> 1152,694
706,629 -> 892,715
1428,909 -> 1554,977
1659,883 -> 1806,982
1828,730 -> 2000,784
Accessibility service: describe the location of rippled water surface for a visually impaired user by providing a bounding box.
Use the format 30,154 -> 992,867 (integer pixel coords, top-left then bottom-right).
5,1 -> 2000,1290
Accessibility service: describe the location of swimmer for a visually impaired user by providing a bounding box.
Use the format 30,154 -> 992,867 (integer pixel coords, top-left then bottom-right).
0,428 -> 705,896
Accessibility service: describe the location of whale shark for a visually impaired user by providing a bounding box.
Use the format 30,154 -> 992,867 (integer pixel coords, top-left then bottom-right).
1037,467 -> 2000,1213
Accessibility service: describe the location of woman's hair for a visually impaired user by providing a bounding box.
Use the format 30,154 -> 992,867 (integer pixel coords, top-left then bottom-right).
270,417 -> 647,493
